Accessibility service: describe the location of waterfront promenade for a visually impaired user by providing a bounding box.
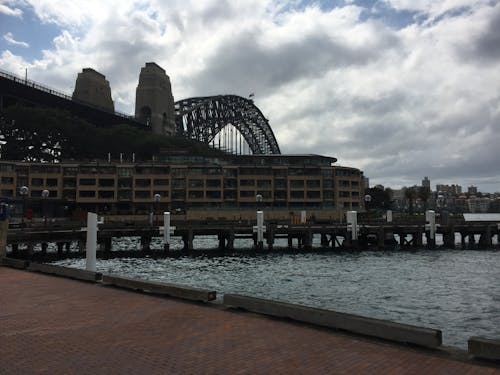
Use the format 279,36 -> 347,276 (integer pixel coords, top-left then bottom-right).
1,267 -> 499,374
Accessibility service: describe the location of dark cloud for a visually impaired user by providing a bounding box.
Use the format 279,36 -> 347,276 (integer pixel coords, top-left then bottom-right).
473,4 -> 500,62
457,3 -> 500,64
184,26 -> 398,97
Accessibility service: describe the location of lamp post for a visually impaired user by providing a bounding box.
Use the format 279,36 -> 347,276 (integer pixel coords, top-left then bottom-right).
364,194 -> 372,222
154,193 -> 161,226
19,186 -> 29,226
42,189 -> 49,226
364,194 -> 372,209
256,193 -> 263,211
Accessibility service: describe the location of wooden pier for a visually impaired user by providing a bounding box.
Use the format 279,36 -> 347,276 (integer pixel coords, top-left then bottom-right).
4,217 -> 500,260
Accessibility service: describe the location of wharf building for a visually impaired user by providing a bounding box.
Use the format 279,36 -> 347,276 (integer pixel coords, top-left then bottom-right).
0,155 -> 363,221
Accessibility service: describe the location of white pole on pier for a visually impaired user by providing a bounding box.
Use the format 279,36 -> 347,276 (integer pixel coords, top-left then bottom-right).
426,210 -> 436,242
163,212 -> 171,250
257,210 -> 264,245
346,211 -> 358,241
387,210 -> 393,223
85,212 -> 97,272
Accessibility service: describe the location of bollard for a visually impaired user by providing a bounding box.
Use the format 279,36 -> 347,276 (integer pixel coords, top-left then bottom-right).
0,218 -> 8,259
257,210 -> 264,250
346,211 -> 358,241
425,210 -> 436,248
386,210 -> 393,223
163,212 -> 171,251
85,212 -> 97,272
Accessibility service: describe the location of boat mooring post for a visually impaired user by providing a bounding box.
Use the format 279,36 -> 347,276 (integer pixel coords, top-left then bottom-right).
162,212 -> 175,251
346,211 -> 358,240
85,212 -> 98,272
255,210 -> 265,250
426,210 -> 436,249
386,210 -> 393,222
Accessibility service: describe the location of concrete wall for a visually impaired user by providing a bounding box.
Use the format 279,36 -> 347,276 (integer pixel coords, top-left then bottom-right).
224,294 -> 443,349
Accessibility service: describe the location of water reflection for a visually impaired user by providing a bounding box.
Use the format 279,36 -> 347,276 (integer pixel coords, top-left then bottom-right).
56,248 -> 500,349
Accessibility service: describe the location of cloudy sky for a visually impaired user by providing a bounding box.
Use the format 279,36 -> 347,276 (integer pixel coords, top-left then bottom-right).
1,0 -> 500,191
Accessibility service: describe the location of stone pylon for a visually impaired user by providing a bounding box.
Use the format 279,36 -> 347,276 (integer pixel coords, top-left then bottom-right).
72,68 -> 114,112
135,62 -> 175,136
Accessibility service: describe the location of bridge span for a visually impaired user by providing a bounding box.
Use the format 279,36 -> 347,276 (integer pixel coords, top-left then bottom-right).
1,68 -> 281,155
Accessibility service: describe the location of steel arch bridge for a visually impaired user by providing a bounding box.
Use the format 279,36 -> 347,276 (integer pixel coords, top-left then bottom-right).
175,95 -> 281,155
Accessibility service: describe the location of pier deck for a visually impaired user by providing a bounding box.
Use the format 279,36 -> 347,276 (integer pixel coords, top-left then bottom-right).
1,267 -> 499,374
5,220 -> 500,261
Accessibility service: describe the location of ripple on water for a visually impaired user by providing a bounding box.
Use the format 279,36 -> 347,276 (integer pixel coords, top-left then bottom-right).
55,245 -> 500,349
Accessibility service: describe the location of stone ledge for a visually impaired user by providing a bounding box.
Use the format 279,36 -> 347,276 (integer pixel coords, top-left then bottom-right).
223,294 -> 442,349
27,262 -> 102,282
468,336 -> 500,361
1,257 -> 29,269
101,274 -> 216,302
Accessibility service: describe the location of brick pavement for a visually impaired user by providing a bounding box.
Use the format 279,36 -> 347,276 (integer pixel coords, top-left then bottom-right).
1,267 -> 499,375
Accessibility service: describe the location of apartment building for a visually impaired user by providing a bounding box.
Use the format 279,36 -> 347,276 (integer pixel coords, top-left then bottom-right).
0,154 -> 363,220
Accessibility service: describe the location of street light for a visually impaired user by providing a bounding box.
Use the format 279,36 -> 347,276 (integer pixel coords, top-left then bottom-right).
154,193 -> 161,226
256,193 -> 263,211
364,194 -> 372,209
19,185 -> 29,226
42,189 -> 49,226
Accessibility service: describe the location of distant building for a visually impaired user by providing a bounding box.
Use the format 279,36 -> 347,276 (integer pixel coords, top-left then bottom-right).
468,185 -> 478,194
391,189 -> 405,211
422,176 -> 430,189
362,176 -> 370,190
436,184 -> 462,196
467,197 -> 490,213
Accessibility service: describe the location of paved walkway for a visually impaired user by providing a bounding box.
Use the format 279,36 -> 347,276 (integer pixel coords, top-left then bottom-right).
1,267 -> 499,374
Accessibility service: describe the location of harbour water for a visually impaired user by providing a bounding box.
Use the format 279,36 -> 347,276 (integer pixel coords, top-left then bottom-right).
55,235 -> 500,349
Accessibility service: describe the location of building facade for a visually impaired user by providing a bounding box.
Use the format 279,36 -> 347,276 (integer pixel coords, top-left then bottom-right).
0,154 -> 363,221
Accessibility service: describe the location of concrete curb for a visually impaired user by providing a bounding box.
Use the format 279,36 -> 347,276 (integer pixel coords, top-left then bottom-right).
101,274 -> 217,302
223,294 -> 442,349
468,337 -> 500,361
28,262 -> 102,282
1,257 -> 29,269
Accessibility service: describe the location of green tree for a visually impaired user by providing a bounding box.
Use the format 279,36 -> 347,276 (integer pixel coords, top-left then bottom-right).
0,105 -> 224,161
417,186 -> 431,211
364,186 -> 393,210
403,186 -> 418,215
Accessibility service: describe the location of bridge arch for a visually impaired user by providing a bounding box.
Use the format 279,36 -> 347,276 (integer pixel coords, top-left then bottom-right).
175,95 -> 281,155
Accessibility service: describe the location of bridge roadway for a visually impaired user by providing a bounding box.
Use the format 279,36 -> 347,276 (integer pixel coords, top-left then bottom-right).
1,266 -> 499,374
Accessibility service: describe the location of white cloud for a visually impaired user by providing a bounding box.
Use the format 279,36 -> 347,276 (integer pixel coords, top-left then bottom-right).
0,2 -> 23,17
1,0 -> 500,191
3,32 -> 29,47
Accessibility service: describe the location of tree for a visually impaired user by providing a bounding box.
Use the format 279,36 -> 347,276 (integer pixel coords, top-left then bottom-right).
364,186 -> 393,210
417,186 -> 431,211
0,105 -> 224,161
403,186 -> 418,215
